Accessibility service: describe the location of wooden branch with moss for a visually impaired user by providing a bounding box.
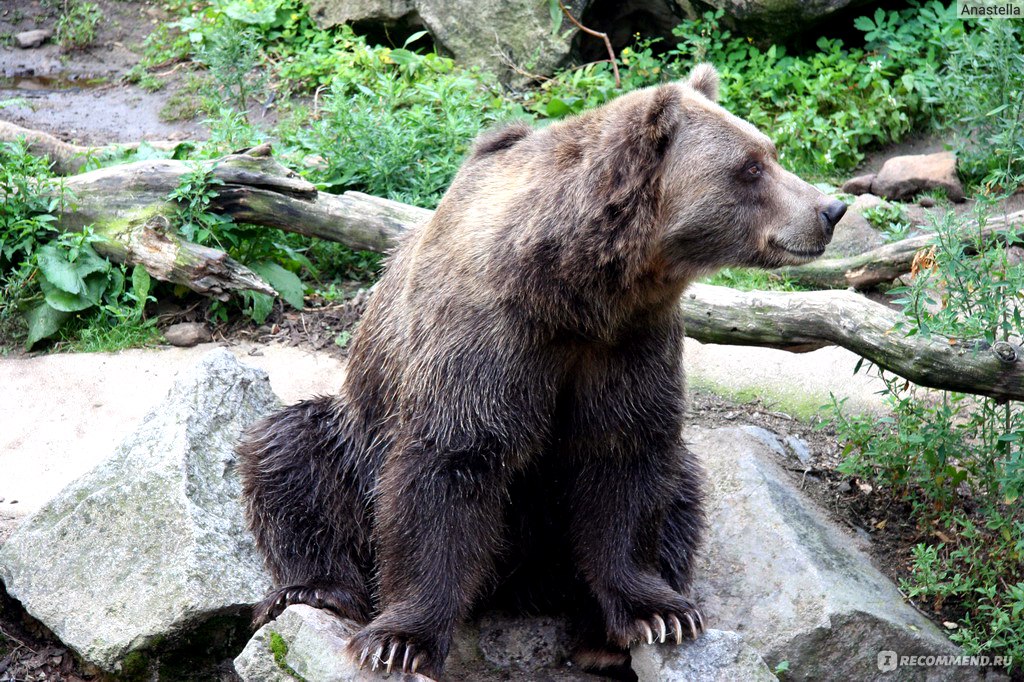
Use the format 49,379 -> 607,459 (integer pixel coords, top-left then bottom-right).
779,209 -> 1024,290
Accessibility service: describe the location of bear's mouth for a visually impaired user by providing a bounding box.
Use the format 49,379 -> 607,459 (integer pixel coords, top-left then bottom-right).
770,239 -> 826,260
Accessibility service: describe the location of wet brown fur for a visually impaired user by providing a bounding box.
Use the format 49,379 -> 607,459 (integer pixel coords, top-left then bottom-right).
238,64 -> 839,679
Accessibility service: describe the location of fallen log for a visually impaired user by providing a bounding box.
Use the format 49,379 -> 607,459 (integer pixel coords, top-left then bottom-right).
58,143 -> 431,254
0,121 -> 183,176
681,283 -> 1024,402
780,209 -> 1024,289
45,143 -> 1024,400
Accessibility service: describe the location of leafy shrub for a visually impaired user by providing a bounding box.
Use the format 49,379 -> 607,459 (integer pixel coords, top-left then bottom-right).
56,0 -> 102,51
667,3 -> 955,178
833,204 -> 1024,668
940,20 -> 1024,191
276,41 -> 518,207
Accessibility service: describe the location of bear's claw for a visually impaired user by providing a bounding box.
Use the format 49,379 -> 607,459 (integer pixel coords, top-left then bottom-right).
351,628 -> 435,679
632,605 -> 704,647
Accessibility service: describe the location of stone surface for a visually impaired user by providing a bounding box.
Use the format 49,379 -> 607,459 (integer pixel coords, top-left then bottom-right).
687,426 -> 968,681
163,321 -> 212,347
0,343 -> 346,525
841,173 -> 876,195
871,151 -> 965,202
307,0 -> 572,76
823,194 -> 885,258
14,29 -> 53,49
632,629 -> 776,681
687,0 -> 868,41
0,349 -> 277,671
235,605 -> 599,681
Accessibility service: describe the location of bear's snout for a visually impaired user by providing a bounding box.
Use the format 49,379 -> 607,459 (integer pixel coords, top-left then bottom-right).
818,199 -> 847,241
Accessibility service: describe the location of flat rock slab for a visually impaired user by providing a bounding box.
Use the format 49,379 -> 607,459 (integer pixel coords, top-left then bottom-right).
687,426 -> 967,681
235,605 -> 768,682
631,629 -> 776,681
0,349 -> 276,671
0,343 -> 346,521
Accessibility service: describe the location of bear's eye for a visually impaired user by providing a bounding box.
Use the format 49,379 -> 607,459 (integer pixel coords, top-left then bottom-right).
745,162 -> 763,179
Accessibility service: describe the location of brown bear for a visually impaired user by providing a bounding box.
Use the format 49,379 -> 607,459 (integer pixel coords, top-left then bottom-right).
238,63 -> 844,679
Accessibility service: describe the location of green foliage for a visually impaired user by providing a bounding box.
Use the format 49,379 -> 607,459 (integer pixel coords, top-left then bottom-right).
702,267 -> 805,292
862,202 -> 913,243
832,203 -> 1024,668
56,0 -> 102,51
277,50 -> 517,207
666,3 -> 956,178
941,21 -> 1024,191
0,140 -> 63,347
166,163 -> 309,320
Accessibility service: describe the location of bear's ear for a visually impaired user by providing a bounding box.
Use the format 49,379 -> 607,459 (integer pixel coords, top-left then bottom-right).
687,63 -> 719,102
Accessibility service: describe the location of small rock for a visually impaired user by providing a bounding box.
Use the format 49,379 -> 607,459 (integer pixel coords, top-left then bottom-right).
841,174 -> 875,195
14,29 -> 53,49
918,195 -> 937,208
163,322 -> 212,347
477,613 -> 570,671
784,435 -> 812,466
871,151 -> 965,202
631,629 -> 777,681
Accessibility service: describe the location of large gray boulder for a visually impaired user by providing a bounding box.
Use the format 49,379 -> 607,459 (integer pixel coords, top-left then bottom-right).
687,426 -> 966,681
235,605 -> 771,681
306,0 -> 573,76
0,349 -> 277,672
680,0 -> 873,42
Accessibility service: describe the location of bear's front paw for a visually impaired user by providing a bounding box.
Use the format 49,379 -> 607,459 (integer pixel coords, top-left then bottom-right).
347,615 -> 448,680
628,603 -> 705,646
603,578 -> 706,648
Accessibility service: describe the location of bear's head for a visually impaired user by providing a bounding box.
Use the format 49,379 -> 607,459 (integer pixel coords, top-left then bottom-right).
616,65 -> 846,281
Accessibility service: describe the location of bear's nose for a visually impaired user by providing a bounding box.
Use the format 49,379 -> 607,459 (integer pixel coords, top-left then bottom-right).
819,199 -> 847,241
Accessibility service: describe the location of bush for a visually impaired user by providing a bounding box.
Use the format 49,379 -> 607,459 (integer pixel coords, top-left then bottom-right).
941,20 -> 1024,191
833,204 -> 1024,669
56,0 -> 102,51
276,39 -> 519,207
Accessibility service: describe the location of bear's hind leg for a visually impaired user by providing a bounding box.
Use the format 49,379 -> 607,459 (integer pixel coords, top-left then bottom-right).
238,396 -> 377,626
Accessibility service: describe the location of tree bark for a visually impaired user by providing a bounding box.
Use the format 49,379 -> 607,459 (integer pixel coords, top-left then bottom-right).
58,143 -> 431,254
779,209 -> 1024,289
681,283 -> 1024,402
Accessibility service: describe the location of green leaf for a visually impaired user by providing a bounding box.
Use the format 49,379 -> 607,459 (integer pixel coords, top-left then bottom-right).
222,0 -> 281,25
132,265 -> 152,305
72,245 -> 110,279
37,243 -> 84,294
549,0 -> 563,36
39,271 -> 107,312
243,291 -> 274,324
545,97 -> 572,118
403,30 -> 429,48
389,49 -> 419,66
251,262 -> 305,310
25,303 -> 70,350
